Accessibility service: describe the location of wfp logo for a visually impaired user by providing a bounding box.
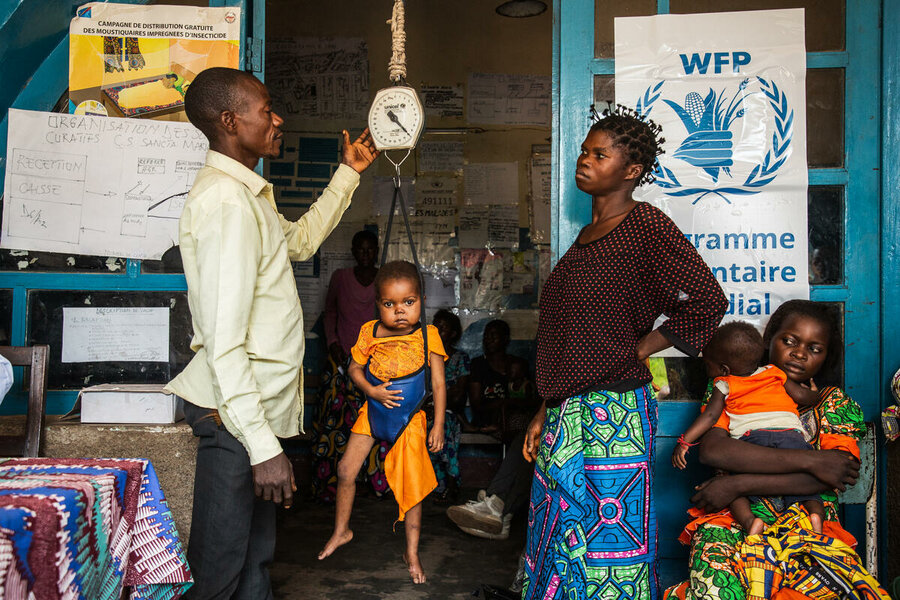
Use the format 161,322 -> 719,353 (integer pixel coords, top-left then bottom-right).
637,75 -> 793,204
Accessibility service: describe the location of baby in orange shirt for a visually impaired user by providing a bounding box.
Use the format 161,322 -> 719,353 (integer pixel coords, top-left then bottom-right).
672,321 -> 824,535
318,260 -> 447,584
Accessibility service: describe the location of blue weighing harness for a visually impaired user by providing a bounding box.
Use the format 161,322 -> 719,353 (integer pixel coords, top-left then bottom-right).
363,327 -> 429,444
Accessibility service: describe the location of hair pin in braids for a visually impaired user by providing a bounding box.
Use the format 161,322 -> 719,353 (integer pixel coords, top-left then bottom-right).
587,103 -> 667,187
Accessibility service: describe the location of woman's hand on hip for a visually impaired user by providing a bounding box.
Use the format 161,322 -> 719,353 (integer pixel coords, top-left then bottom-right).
523,404 -> 547,462
636,329 -> 671,361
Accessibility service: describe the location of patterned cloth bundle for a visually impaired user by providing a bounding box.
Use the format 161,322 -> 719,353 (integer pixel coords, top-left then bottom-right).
0,458 -> 191,599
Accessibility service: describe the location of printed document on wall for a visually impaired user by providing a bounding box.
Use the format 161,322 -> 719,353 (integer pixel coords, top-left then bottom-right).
62,307 -> 169,363
2,109 -> 207,259
616,9 -> 808,335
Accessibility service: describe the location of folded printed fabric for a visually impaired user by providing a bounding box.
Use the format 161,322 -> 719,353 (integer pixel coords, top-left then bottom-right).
733,505 -> 887,600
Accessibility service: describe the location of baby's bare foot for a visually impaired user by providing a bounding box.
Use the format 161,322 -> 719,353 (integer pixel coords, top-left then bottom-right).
403,551 -> 426,584
318,529 -> 353,560
747,517 -> 765,536
809,512 -> 823,534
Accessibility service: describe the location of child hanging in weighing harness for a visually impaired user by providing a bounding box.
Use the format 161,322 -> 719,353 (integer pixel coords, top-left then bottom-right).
318,260 -> 447,584
672,321 -> 825,535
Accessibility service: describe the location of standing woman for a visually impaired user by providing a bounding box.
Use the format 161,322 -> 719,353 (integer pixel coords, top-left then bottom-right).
521,107 -> 728,599
312,230 -> 390,501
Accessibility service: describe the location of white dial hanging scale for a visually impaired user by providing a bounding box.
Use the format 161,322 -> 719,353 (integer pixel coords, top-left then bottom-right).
368,0 -> 423,171
368,85 -> 424,152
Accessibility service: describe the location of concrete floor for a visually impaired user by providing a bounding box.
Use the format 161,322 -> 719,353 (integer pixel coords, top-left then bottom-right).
270,491 -> 525,599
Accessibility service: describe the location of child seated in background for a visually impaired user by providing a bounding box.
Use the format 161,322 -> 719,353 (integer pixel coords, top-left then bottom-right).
428,309 -> 471,503
469,320 -> 531,436
319,261 -> 447,584
672,321 -> 825,535
503,359 -> 539,443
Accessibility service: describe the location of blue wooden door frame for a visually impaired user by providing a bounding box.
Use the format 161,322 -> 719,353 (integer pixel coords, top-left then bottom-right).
0,0 -> 264,415
553,0 -> 888,583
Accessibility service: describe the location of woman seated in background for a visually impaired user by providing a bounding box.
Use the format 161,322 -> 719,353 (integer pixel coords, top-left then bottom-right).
468,319 -> 537,441
665,300 -> 887,600
312,230 -> 390,501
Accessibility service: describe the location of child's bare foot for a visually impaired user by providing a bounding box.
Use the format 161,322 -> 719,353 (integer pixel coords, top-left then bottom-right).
809,511 -> 823,534
318,529 -> 353,560
403,552 -> 426,584
747,517 -> 765,536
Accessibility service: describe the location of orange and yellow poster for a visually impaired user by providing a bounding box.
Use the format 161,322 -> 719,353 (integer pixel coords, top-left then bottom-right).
69,3 -> 240,120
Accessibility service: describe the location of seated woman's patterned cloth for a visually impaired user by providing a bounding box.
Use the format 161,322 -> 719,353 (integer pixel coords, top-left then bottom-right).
733,505 -> 887,600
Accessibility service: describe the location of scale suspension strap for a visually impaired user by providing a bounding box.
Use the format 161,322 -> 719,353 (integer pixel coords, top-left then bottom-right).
379,173 -> 430,383
387,0 -> 407,83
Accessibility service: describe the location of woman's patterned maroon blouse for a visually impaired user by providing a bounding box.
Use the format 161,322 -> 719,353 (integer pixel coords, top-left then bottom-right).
536,201 -> 728,406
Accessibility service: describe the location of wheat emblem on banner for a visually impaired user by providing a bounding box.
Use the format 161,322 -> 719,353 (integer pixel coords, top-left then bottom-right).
637,77 -> 793,204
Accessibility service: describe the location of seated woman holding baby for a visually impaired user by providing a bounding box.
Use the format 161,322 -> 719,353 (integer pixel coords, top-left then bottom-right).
665,300 -> 888,600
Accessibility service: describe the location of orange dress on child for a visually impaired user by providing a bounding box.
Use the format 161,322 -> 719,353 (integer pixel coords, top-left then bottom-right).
350,320 -> 447,520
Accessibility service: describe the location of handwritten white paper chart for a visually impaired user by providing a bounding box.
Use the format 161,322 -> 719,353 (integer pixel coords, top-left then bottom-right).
2,108 -> 208,259
62,307 -> 170,363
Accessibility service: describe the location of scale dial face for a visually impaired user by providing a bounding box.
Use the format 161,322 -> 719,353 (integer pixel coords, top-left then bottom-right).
367,86 -> 425,150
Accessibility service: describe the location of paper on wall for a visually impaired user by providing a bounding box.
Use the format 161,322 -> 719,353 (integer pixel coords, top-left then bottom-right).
459,205 -> 490,248
464,162 -> 518,205
506,251 -> 535,294
266,37 -> 369,120
416,177 -> 458,213
538,248 -> 552,290
421,84 -> 464,119
62,307 -> 169,363
2,109 -> 207,259
381,211 -> 457,269
467,73 -> 551,126
417,141 -> 464,173
530,155 -> 551,243
488,205 -> 519,249
459,248 -> 504,311
424,268 -> 458,309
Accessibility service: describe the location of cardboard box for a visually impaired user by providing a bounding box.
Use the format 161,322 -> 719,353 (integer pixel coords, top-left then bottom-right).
78,384 -> 183,424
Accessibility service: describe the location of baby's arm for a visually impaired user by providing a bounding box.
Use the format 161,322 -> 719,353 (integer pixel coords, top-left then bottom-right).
672,388 -> 726,469
428,353 -> 447,452
784,378 -> 821,407
348,360 -> 402,407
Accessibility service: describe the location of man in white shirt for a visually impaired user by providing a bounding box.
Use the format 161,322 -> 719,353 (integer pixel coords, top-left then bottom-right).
165,67 -> 378,599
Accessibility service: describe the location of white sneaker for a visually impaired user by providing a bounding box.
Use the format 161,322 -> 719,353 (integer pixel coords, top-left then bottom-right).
447,494 -> 505,534
459,514 -> 512,540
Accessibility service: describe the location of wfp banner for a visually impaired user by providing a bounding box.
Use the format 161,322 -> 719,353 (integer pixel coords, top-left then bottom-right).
616,9 -> 808,331
69,3 -> 240,119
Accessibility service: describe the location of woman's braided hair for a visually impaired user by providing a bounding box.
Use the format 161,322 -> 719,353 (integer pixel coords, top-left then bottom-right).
589,104 -> 665,187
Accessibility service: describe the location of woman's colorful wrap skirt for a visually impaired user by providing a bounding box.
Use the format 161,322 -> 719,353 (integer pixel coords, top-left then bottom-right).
523,385 -> 658,600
